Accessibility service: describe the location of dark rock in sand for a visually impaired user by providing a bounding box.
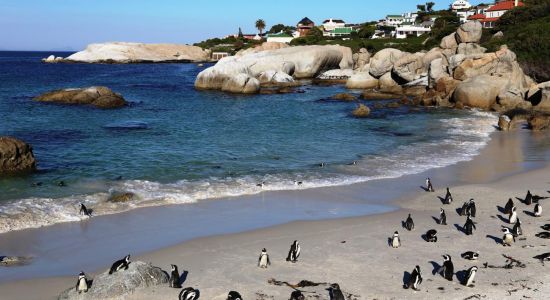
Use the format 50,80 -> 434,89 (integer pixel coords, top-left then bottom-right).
108,192 -> 135,203
59,261 -> 168,300
35,86 -> 127,109
0,137 -> 36,175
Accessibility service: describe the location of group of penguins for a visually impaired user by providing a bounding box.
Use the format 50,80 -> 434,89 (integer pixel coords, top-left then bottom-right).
391,178 -> 550,291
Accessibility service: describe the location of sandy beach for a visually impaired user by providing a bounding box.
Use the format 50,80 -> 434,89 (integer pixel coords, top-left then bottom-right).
0,129 -> 549,299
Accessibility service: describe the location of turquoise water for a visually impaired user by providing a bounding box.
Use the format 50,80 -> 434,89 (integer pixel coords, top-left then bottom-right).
0,51 -> 498,232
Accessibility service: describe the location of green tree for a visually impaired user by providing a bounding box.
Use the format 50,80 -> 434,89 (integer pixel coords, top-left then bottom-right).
255,19 -> 266,36
268,24 -> 296,35
358,24 -> 375,38
426,2 -> 435,12
417,4 -> 426,12
238,27 -> 243,38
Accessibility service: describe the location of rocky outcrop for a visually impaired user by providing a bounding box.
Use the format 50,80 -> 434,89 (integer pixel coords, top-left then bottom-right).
0,256 -> 32,266
331,93 -> 357,101
58,42 -> 211,63
456,21 -> 482,43
35,87 -> 127,108
428,58 -> 449,88
345,72 -> 379,89
369,48 -> 404,78
258,70 -> 295,85
379,72 -> 399,90
393,52 -> 426,83
353,48 -> 371,70
457,43 -> 486,56
317,69 -> 354,80
59,261 -> 168,300
0,137 -> 36,174
352,104 -> 370,118
236,42 -> 289,56
440,33 -> 458,50
42,55 -> 63,63
452,74 -> 509,109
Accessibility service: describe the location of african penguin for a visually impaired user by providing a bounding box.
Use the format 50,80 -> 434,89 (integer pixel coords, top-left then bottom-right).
463,266 -> 478,287
533,253 -> 550,264
512,218 -> 523,236
463,215 -> 476,235
293,180 -> 303,186
258,248 -> 271,268
227,291 -> 242,300
75,271 -> 89,293
502,228 -> 515,246
289,290 -> 305,300
444,187 -> 453,204
256,182 -> 265,188
169,264 -> 181,288
404,214 -> 414,231
319,162 -> 326,168
426,178 -> 434,192
535,232 -> 550,239
461,251 -> 479,260
439,208 -> 447,225
327,283 -> 345,300
504,198 -> 514,214
467,199 -> 476,218
179,287 -> 199,300
541,224 -> 550,231
108,254 -> 130,274
286,240 -> 301,263
406,265 -> 423,290
534,203 -> 542,217
440,255 -> 454,281
425,229 -> 438,242
391,231 -> 401,248
525,190 -> 533,205
79,203 -> 92,217
460,201 -> 469,216
509,206 -> 517,224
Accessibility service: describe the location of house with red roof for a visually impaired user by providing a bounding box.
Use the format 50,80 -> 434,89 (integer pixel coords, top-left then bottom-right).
468,0 -> 524,28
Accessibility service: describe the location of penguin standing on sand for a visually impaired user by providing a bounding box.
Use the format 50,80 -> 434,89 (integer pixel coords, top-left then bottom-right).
79,203 -> 92,217
109,254 -> 130,274
258,248 -> 271,268
169,264 -> 181,288
327,283 -> 345,300
289,290 -> 305,300
426,178 -> 434,192
534,203 -> 542,217
525,190 -> 533,205
179,287 -> 199,300
227,291 -> 242,300
439,255 -> 454,281
502,228 -> 515,246
75,271 -> 89,293
463,266 -> 478,287
444,187 -> 453,204
512,218 -> 523,236
286,240 -> 301,263
406,265 -> 423,290
391,231 -> 401,248
467,199 -> 476,218
509,206 -> 518,224
439,208 -> 447,225
426,229 -> 438,242
463,215 -> 476,235
504,198 -> 514,214
460,202 -> 469,216
404,214 -> 415,231
461,251 -> 479,260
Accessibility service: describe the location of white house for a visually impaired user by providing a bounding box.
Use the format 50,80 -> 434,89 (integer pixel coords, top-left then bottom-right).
451,0 -> 472,11
468,0 -> 524,28
401,12 -> 418,24
395,25 -> 431,39
266,32 -> 294,43
385,15 -> 404,27
456,10 -> 476,23
322,19 -> 346,31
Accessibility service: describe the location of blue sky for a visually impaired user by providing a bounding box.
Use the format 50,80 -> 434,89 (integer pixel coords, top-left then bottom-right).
1,0 -> 483,51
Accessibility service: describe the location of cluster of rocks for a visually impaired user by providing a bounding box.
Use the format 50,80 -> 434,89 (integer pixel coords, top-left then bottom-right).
42,55 -> 64,63
34,86 -> 127,109
0,137 -> 36,174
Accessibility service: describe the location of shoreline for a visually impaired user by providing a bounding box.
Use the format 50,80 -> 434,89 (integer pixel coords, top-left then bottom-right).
0,129 -> 549,299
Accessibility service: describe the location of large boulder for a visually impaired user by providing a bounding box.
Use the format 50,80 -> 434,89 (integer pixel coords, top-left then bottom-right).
393,52 -> 426,82
353,48 -> 371,70
0,137 -> 36,175
221,74 -> 260,94
317,69 -> 354,80
64,42 -> 211,63
527,84 -> 550,112
457,43 -> 486,56
236,42 -> 289,56
258,70 -> 295,85
456,21 -> 482,43
422,48 -> 447,69
59,261 -> 168,300
345,72 -> 379,89
428,58 -> 449,88
35,86 -> 127,108
440,33 -> 458,50
379,72 -> 399,90
452,74 -> 509,109
369,48 -> 405,78
497,88 -> 532,110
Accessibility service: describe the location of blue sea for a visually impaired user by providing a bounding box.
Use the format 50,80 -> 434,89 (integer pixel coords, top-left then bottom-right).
0,51 -> 498,232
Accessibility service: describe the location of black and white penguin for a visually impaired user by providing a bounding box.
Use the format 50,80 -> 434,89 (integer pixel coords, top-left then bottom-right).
534,203 -> 542,217
319,162 -> 326,168
179,287 -> 199,300
541,224 -> 550,231
425,229 -> 438,242
391,231 -> 401,248
439,208 -> 447,225
466,199 -> 476,218
109,254 -> 130,274
79,203 -> 92,217
75,271 -> 89,293
512,218 -> 523,236
293,180 -> 303,186
525,190 -> 533,205
502,228 -> 515,246
58,181 -> 66,187
169,264 -> 181,288
426,178 -> 434,192
460,201 -> 469,216
256,181 -> 265,188
463,266 -> 478,287
404,214 -> 414,231
463,215 -> 476,235
444,187 -> 453,204
258,248 -> 271,268
440,255 -> 454,281
327,283 -> 345,300
289,290 -> 305,300
286,240 -> 301,263
509,206 -> 518,224
461,251 -> 479,260
504,198 -> 514,214
535,232 -> 550,239
226,291 -> 242,300
533,252 -> 550,264
405,265 -> 423,290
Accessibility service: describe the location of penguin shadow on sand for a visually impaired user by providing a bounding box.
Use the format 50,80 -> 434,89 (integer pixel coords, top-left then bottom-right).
496,214 -> 509,223
515,196 -> 528,205
523,210 -> 537,217
432,216 -> 441,224
420,186 -> 430,192
455,270 -> 469,286
437,196 -> 447,204
496,205 -> 506,214
429,261 -> 442,276
178,270 -> 189,287
402,271 -> 411,288
455,207 -> 463,216
486,234 -> 502,244
454,224 -> 466,234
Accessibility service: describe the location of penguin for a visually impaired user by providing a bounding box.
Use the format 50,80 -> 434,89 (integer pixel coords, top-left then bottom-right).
467,199 -> 476,218
504,198 -> 514,214
512,218 -> 523,236
463,266 -> 478,287
502,228 -> 515,246
508,206 -> 517,224
227,291 -> 242,300
463,215 -> 476,235
179,287 -> 199,300
525,190 -> 533,205
461,251 -> 479,260
289,290 -> 305,300
258,248 -> 271,268
426,178 -> 434,192
327,283 -> 345,300
256,181 -> 265,188
534,203 -> 542,217
425,229 -> 438,242
391,231 -> 401,248
535,232 -> 550,239
541,224 -> 550,231
109,254 -> 130,274
439,255 -> 454,281
439,208 -> 447,225
79,203 -> 92,217
319,162 -> 326,168
293,180 -> 303,186
75,271 -> 89,293
58,181 -> 66,187
286,240 -> 301,263
533,252 -> 550,264
404,214 -> 414,231
444,187 -> 453,204
169,264 -> 181,288
460,201 -> 469,216
406,265 -> 423,290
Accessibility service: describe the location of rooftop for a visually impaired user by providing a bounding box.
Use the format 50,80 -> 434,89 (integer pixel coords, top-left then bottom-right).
386,15 -> 404,18
298,17 -> 314,25
487,1 -> 524,12
330,27 -> 354,34
323,19 -> 345,24
267,32 -> 293,38
468,13 -> 486,20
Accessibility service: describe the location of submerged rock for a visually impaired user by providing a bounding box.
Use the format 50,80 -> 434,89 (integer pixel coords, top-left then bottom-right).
0,137 -> 36,175
108,192 -> 136,203
352,104 -> 370,118
0,256 -> 32,266
331,93 -> 357,101
35,86 -> 127,109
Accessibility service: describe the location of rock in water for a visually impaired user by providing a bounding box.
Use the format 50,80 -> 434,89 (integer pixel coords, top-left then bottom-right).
0,137 -> 36,174
58,261 -> 168,300
352,104 -> 370,118
346,72 -> 379,89
35,86 -> 127,109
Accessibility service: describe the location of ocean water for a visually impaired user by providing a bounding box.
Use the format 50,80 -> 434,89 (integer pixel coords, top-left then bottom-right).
0,51 -> 498,233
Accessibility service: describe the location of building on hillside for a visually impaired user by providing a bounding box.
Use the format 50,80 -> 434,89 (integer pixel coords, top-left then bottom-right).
297,17 -> 315,37
451,0 -> 473,10
325,27 -> 356,37
266,32 -> 294,43
238,34 -> 263,40
401,12 -> 418,24
212,52 -> 230,61
322,19 -> 346,31
467,0 -> 524,28
395,25 -> 431,39
385,15 -> 404,27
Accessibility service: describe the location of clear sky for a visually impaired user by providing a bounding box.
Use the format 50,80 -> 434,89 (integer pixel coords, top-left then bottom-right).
0,0 -> 484,51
